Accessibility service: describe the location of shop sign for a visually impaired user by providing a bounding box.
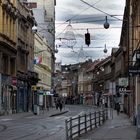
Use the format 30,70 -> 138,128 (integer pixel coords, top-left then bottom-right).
118,78 -> 128,87
129,66 -> 140,75
12,78 -> 17,86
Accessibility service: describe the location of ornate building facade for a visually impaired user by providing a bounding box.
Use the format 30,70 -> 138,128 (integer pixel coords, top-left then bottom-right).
33,33 -> 53,108
16,0 -> 38,113
27,0 -> 56,89
0,0 -> 18,114
0,0 -> 38,115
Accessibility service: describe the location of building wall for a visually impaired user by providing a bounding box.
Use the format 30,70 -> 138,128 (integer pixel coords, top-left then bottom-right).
34,33 -> 53,108
0,0 -> 17,75
16,1 -> 35,113
34,33 -> 52,90
35,65 -> 51,89
131,0 -> 140,122
0,0 -> 18,114
17,1 -> 35,73
28,0 -> 55,49
28,0 -> 56,89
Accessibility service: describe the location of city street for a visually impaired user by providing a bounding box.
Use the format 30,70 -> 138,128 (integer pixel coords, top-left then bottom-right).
0,105 -> 96,140
0,1 -> 139,140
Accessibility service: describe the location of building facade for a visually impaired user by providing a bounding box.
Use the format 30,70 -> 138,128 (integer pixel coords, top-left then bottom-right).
16,1 -> 39,113
129,0 -> 140,124
0,0 -> 18,114
0,0 -> 39,115
33,33 -> 53,108
27,0 -> 56,89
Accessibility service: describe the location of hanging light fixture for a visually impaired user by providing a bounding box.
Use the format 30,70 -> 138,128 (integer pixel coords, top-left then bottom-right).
55,45 -> 58,53
103,44 -> 108,53
85,29 -> 91,46
104,16 -> 110,29
61,20 -> 77,48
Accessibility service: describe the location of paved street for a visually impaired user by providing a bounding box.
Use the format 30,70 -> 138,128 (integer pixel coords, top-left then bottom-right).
0,105 -> 138,140
0,105 -> 96,140
75,110 -> 137,140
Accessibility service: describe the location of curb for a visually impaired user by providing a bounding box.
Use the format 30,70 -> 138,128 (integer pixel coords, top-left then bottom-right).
49,110 -> 69,117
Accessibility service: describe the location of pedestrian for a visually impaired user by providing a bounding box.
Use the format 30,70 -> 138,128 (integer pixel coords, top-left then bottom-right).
102,98 -> 105,108
116,103 -> 120,115
58,101 -> 63,111
56,101 -> 59,110
47,104 -> 49,111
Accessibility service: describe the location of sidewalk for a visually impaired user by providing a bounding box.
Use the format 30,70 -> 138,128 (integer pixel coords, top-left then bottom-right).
76,109 -> 138,140
0,107 -> 69,120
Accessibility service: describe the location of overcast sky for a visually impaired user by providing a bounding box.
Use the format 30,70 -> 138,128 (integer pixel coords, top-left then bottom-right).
55,0 -> 125,65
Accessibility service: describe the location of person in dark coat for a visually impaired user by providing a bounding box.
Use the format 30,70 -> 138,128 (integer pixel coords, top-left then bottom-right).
116,103 -> 120,115
59,102 -> 63,111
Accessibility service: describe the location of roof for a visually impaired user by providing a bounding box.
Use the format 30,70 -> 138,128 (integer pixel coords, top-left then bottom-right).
86,56 -> 111,72
86,60 -> 101,72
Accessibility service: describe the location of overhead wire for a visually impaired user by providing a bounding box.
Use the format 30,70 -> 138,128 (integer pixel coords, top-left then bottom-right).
55,0 -> 123,39
55,0 -> 103,29
56,26 -> 122,39
55,18 -> 122,25
55,0 -> 124,52
80,0 -> 123,21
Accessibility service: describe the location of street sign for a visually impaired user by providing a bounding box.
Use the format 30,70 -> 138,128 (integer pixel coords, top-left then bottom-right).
129,66 -> 140,75
119,87 -> 126,93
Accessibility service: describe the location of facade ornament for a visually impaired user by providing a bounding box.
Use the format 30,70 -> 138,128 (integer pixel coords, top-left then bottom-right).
6,3 -> 12,12
2,0 -> 8,9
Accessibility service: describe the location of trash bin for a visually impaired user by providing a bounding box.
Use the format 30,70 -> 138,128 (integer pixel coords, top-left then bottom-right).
34,105 -> 39,115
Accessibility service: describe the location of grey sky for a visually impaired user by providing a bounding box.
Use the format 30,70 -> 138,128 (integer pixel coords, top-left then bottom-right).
55,0 -> 125,65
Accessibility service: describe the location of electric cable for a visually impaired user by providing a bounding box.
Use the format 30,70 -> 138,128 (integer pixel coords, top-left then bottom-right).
80,0 -> 123,21
55,0 -> 103,29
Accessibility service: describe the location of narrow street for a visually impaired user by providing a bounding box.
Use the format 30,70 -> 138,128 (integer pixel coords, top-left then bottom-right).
0,0 -> 140,140
0,105 -> 96,140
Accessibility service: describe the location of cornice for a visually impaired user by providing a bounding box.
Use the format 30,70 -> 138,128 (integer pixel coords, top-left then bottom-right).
0,33 -> 16,47
2,0 -> 18,20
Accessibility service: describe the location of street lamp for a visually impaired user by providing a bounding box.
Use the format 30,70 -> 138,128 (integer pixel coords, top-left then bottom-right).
32,25 -> 38,33
103,44 -> 108,53
32,24 -> 58,54
104,16 -> 110,29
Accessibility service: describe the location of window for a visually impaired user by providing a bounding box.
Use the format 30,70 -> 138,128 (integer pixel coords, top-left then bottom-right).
10,58 -> 15,76
2,55 -> 8,74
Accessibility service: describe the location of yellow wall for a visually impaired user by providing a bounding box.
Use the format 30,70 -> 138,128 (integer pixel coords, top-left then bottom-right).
0,1 -> 17,45
34,33 -> 52,90
35,65 -> 51,89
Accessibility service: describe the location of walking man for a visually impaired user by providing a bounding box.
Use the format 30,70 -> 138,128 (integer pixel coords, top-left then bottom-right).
116,103 -> 120,115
